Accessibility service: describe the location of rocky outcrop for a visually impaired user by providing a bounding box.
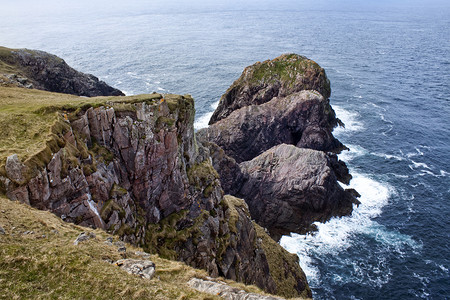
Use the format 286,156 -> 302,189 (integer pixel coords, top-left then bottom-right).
187,277 -> 285,300
73,231 -> 96,245
0,92 -> 310,298
0,46 -> 124,96
115,259 -> 156,280
209,53 -> 331,124
198,90 -> 344,163
199,54 -> 358,241
238,144 -> 359,240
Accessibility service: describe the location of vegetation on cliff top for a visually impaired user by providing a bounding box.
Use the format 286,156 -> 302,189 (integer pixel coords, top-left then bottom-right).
249,54 -> 323,86
0,86 -> 192,174
0,195 -> 289,299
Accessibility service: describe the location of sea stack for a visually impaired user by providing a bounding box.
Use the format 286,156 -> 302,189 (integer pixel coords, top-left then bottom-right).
198,54 -> 359,240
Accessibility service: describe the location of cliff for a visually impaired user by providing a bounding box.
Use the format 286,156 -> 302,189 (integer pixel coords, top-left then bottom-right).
198,54 -> 359,241
0,46 -> 124,96
0,195 -> 293,299
209,54 -> 331,124
0,86 -> 311,298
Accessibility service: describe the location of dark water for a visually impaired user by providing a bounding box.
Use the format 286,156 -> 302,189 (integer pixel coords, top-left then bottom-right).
1,1 -> 449,299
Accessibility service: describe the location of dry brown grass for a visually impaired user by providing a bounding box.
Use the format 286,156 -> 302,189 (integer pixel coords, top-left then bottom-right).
0,196 -> 222,300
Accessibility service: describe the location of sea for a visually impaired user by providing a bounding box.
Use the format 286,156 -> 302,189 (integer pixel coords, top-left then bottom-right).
1,1 -> 449,299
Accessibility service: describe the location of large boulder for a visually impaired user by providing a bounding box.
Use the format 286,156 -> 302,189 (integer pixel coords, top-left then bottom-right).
0,46 -> 124,96
198,90 -> 344,163
209,53 -> 331,124
237,144 -> 359,240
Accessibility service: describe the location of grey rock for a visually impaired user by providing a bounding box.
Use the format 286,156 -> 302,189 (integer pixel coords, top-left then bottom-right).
115,259 -> 156,280
0,226 -> 5,235
113,241 -> 125,247
198,90 -> 344,163
238,144 -> 359,240
210,53 -> 331,124
134,251 -> 151,259
187,277 -> 285,300
5,154 -> 27,185
117,246 -> 127,253
73,232 -> 96,245
0,47 -> 124,96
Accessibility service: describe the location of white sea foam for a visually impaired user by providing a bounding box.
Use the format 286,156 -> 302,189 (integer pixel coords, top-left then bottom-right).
194,100 -> 220,130
333,105 -> 364,136
194,111 -> 214,130
280,172 -> 419,286
409,160 -> 432,170
280,104 -> 420,288
338,144 -> 367,162
372,152 -> 405,161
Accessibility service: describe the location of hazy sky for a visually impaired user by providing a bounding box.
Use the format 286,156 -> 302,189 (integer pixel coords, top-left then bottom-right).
3,0 -> 450,17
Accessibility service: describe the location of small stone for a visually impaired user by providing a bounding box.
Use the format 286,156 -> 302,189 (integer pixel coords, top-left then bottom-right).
73,232 -> 96,245
115,259 -> 156,280
113,241 -> 125,247
134,251 -> 151,259
0,226 -> 5,235
106,237 -> 113,243
51,229 -> 59,235
118,246 -> 126,253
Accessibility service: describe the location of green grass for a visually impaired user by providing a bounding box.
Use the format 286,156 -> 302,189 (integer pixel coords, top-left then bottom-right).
249,53 -> 322,86
0,86 -> 162,171
0,196 -> 286,299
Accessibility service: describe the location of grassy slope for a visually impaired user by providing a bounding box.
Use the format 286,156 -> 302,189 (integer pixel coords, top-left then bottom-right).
0,195 -> 281,299
0,86 -> 165,167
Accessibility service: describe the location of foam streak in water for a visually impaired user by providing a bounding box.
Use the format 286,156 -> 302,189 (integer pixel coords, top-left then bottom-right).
194,100 -> 219,130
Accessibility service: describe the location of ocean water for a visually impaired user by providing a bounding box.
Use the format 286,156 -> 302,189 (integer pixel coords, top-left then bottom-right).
1,1 -> 449,299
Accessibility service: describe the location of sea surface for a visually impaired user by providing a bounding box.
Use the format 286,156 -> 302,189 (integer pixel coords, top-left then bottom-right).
1,1 -> 449,299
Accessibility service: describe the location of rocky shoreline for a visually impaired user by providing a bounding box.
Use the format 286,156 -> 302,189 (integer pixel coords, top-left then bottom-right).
0,48 -> 359,298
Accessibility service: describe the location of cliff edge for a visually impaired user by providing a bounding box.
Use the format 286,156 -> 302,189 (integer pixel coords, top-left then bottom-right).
0,86 -> 311,298
0,46 -> 124,96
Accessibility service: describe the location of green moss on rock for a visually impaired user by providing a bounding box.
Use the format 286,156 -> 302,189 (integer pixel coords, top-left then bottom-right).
254,223 -> 312,299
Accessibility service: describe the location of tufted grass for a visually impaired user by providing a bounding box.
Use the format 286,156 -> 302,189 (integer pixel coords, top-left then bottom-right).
0,86 -> 163,168
0,195 -> 220,300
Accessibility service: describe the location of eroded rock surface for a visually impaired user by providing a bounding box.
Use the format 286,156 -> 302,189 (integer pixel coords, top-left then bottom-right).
238,144 -> 359,240
115,259 -> 156,280
210,53 -> 331,124
200,54 -> 359,243
0,46 -> 124,96
0,93 -> 310,298
187,277 -> 285,300
198,90 -> 343,163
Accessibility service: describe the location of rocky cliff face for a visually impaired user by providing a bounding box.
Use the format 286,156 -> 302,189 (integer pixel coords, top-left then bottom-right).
199,54 -> 359,240
0,91 -> 310,298
198,90 -> 344,163
209,53 -> 331,124
0,46 -> 124,96
238,144 -> 358,240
